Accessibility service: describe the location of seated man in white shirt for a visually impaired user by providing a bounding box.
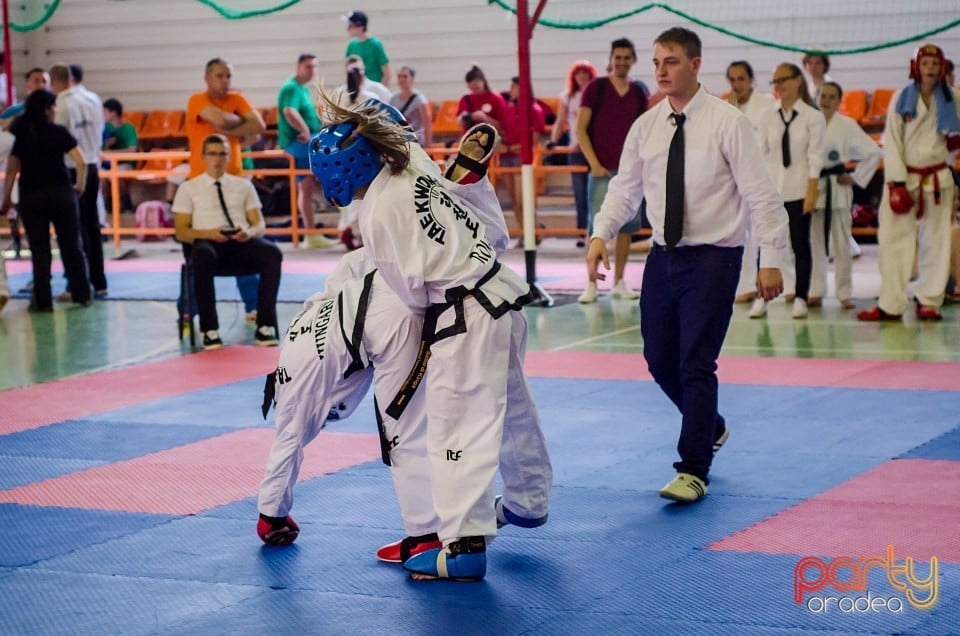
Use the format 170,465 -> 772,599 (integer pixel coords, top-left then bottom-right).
172,134 -> 283,349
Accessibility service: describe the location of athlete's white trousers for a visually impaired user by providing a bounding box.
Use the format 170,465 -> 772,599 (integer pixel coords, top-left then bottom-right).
426,299 -> 552,545
258,299 -> 437,536
877,186 -> 953,314
809,207 -> 853,301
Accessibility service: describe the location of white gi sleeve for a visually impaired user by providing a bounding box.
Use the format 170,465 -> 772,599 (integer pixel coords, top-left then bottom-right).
724,114 -> 790,268
845,118 -> 882,188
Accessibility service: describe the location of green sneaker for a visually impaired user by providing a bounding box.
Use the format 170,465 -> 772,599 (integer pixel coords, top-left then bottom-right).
659,473 -> 707,503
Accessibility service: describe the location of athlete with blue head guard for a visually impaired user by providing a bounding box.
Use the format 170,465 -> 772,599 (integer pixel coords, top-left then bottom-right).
304,96 -> 552,581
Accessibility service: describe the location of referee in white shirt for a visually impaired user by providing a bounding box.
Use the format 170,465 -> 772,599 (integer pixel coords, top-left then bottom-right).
172,134 -> 282,350
50,63 -> 107,296
586,27 -> 789,503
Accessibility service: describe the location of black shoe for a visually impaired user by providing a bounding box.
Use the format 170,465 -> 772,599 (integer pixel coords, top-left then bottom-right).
713,419 -> 729,457
254,325 -> 279,346
202,330 -> 224,350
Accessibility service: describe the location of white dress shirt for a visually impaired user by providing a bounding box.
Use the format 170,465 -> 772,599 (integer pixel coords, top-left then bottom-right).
883,86 -> 960,191
807,73 -> 833,103
816,113 -> 881,211
171,172 -> 261,231
54,86 -> 104,167
762,99 -> 826,201
561,89 -> 583,150
593,85 -> 788,267
733,90 -> 775,136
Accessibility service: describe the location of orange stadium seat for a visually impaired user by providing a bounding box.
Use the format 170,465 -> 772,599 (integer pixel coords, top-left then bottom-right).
138,147 -> 186,172
123,110 -> 146,132
265,106 -> 279,128
860,88 -> 894,127
838,89 -> 867,122
432,100 -> 463,139
139,110 -> 185,140
134,147 -> 188,185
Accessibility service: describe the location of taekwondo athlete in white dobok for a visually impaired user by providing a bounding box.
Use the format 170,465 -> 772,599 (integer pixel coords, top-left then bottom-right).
858,43 -> 960,322
310,99 -> 552,582
257,247 -> 442,560
257,162 -> 519,563
808,82 -> 881,309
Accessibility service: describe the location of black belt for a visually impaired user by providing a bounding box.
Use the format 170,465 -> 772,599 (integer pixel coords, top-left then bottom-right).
340,270 -> 376,379
384,301 -> 464,421
819,163 -> 850,256
385,259 -> 535,421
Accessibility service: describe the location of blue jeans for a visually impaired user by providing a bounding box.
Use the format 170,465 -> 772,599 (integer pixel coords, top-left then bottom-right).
639,244 -> 742,482
587,172 -> 642,236
569,152 -> 589,231
236,274 -> 259,312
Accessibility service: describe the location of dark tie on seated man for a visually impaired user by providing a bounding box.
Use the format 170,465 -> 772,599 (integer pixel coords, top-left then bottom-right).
172,133 -> 282,350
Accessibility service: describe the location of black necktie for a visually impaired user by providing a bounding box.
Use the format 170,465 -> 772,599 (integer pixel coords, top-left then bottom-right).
214,181 -> 236,228
664,112 -> 686,248
779,110 -> 797,168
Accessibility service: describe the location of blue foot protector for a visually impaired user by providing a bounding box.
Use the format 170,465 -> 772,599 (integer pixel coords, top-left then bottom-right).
495,495 -> 549,529
403,536 -> 487,581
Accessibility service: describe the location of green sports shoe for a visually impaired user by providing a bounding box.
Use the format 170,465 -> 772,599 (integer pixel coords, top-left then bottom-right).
659,473 -> 707,503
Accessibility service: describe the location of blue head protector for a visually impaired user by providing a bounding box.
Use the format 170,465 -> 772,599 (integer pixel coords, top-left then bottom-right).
309,122 -> 383,207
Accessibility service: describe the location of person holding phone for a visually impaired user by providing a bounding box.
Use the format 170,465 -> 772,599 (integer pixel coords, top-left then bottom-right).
172,134 -> 283,350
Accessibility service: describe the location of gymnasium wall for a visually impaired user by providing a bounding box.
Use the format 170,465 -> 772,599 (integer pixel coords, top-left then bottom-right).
9,0 -> 960,111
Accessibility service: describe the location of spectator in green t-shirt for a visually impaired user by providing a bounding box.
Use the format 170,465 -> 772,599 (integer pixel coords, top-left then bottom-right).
102,97 -> 138,210
278,53 -> 329,248
343,10 -> 391,86
102,98 -> 138,153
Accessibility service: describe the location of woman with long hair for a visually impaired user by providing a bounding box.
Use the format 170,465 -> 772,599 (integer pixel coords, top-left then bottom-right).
456,65 -> 506,133
1,89 -> 91,311
726,60 -> 776,304
750,63 -> 825,319
549,59 -> 598,244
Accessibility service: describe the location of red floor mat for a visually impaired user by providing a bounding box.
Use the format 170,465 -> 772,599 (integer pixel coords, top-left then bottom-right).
524,352 -> 960,391
709,458 -> 960,563
1,347 -> 279,435
0,428 -> 380,514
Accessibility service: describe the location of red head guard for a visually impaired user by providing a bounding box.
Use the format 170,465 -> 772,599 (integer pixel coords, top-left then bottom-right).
909,44 -> 946,82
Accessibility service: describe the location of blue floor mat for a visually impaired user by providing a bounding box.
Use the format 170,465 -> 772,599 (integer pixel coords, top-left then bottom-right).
1,375 -> 957,634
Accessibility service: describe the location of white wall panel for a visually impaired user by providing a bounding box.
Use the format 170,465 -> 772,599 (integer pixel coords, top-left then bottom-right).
6,0 -> 960,112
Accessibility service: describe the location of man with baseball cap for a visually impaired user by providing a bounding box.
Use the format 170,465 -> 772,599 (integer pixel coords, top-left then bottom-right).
343,10 -> 391,86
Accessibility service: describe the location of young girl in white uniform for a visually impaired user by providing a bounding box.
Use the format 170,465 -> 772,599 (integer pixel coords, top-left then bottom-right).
258,132 -> 523,569
310,100 -> 552,582
809,82 -> 881,308
257,249 -> 439,557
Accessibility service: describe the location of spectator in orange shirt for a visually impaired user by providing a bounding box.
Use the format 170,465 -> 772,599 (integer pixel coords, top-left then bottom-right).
185,58 -> 265,178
